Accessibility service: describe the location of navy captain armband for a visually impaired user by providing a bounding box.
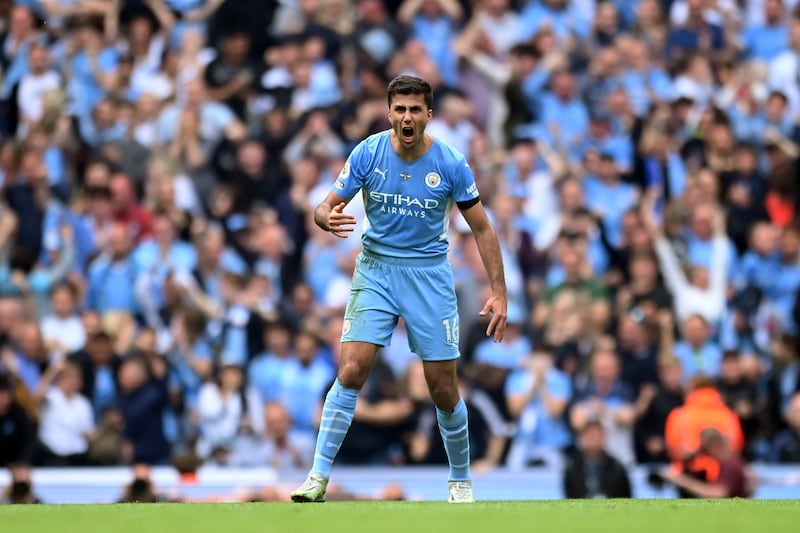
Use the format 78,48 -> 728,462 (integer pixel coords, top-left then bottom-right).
457,197 -> 481,210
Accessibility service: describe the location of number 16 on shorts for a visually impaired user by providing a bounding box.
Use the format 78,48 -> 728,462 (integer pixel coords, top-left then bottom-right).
442,317 -> 460,346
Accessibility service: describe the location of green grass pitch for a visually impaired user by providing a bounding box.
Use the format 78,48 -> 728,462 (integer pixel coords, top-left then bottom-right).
2,500 -> 799,533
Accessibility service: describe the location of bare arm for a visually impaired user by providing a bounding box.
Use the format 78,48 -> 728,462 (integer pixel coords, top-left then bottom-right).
184,284 -> 223,320
224,119 -> 248,143
461,202 -> 507,341
612,404 -> 636,426
100,0 -> 121,43
397,0 -> 426,24
144,0 -> 176,35
709,209 -> 729,301
314,191 -> 356,237
183,0 -> 225,21
0,206 -> 18,250
34,359 -> 64,404
205,74 -> 251,103
175,339 -> 214,380
658,310 -> 675,359
437,0 -> 464,20
662,471 -> 729,498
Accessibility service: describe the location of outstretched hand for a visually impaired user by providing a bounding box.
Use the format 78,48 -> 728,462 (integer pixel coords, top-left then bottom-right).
479,292 -> 508,343
328,202 -> 357,238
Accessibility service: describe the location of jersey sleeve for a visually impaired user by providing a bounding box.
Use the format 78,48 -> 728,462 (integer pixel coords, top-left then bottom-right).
332,141 -> 367,200
451,158 -> 480,204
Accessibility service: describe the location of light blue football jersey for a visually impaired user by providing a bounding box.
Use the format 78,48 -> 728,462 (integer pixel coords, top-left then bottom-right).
332,130 -> 480,258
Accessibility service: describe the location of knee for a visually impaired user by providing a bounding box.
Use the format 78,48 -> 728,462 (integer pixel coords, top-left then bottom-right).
428,378 -> 459,411
338,359 -> 369,389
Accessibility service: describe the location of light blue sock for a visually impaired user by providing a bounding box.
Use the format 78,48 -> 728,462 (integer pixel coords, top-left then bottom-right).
310,379 -> 358,479
436,397 -> 471,482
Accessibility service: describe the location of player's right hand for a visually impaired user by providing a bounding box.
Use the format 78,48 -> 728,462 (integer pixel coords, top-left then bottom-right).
328,202 -> 357,238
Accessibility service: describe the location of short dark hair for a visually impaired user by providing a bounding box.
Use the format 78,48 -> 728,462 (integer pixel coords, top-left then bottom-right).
581,419 -> 605,435
387,75 -> 433,110
768,90 -> 789,105
509,43 -> 539,59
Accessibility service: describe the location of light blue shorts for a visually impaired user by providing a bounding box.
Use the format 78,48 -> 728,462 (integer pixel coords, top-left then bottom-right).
341,251 -> 461,361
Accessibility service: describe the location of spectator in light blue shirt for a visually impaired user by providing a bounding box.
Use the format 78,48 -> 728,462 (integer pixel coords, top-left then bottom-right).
399,0 -> 463,87
248,320 -> 296,404
741,0 -> 789,61
583,154 -> 639,247
537,71 -> 590,155
192,270 -> 253,368
273,331 -> 335,435
163,0 -> 218,49
684,201 -> 739,277
519,0 -> 591,43
66,20 -> 118,119
190,224 -> 248,306
169,306 -> 214,411
673,315 -> 723,379
622,39 -> 674,116
732,221 -> 780,293
0,5 -> 41,105
505,350 -> 573,469
133,212 -> 197,324
761,224 -> 800,335
77,98 -> 128,149
86,223 -> 139,316
572,114 -> 633,173
474,303 -> 531,370
665,0 -> 725,62
12,322 -> 49,395
583,47 -> 626,114
544,199 -> 611,286
156,78 -> 245,154
37,186 -> 96,273
731,91 -> 796,147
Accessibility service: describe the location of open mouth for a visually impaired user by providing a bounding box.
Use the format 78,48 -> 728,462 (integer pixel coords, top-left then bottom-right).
401,126 -> 414,142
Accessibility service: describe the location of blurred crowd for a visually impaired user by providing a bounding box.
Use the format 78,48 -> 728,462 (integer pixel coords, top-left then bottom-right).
0,0 -> 799,495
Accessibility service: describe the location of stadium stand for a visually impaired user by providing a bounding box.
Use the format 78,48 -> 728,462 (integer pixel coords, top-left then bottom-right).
2,0 -> 800,501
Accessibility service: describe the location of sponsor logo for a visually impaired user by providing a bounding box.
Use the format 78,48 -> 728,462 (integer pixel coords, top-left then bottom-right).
369,191 -> 439,219
369,192 -> 439,209
466,183 -> 478,197
373,168 -> 388,180
339,161 -> 350,179
334,179 -> 344,190
342,319 -> 351,335
425,172 -> 441,188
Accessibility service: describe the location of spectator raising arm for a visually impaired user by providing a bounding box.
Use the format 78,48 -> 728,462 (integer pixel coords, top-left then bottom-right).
643,192 -> 728,324
144,0 -> 176,34
180,0 -> 226,22
397,0 -> 463,25
507,358 -> 568,421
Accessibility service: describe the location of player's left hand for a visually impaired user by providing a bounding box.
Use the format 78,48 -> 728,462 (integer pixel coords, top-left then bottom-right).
479,292 -> 507,343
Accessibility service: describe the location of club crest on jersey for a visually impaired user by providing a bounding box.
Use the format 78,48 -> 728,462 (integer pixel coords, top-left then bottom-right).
425,172 -> 441,188
339,161 -> 350,180
400,172 -> 411,181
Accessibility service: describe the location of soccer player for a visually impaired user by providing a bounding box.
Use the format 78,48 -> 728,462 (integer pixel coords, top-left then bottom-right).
290,75 -> 507,503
